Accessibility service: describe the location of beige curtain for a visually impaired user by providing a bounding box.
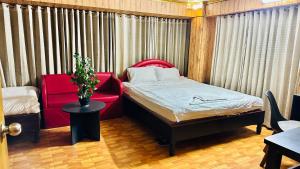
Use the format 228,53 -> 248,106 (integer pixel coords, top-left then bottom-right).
114,14 -> 189,75
211,5 -> 300,125
0,3 -> 190,87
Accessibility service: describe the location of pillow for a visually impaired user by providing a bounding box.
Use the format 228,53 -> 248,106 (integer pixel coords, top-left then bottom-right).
127,66 -> 157,83
155,67 -> 180,81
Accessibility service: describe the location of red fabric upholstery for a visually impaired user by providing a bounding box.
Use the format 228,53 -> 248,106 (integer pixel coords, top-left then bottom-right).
42,72 -> 123,128
44,74 -> 78,94
47,93 -> 78,108
120,59 -> 175,82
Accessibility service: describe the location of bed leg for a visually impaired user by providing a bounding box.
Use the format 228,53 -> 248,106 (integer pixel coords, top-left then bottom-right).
256,124 -> 262,135
169,141 -> 176,156
33,131 -> 40,143
33,114 -> 40,143
169,130 -> 176,156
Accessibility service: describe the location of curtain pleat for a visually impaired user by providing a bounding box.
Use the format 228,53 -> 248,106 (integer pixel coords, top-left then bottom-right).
93,12 -> 100,72
211,5 -> 300,125
70,9 -> 76,72
0,3 -> 16,87
99,12 -> 105,72
114,15 -> 189,75
58,9 -> 66,74
44,7 -> 54,75
24,6 -> 37,84
53,8 -> 61,74
0,3 -> 190,87
35,6 -> 47,78
12,5 -> 30,85
75,10 -> 81,58
86,11 -> 93,67
64,9 -> 72,73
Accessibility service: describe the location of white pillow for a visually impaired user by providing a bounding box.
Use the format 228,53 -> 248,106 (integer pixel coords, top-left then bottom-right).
155,67 -> 180,81
127,67 -> 157,83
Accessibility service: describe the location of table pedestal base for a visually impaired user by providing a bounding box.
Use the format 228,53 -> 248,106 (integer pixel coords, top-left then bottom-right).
70,112 -> 100,144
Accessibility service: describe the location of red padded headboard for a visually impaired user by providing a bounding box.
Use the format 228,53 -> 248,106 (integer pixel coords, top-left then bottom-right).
120,59 -> 175,82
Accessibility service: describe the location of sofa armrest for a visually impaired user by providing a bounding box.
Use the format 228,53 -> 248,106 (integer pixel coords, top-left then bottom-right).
111,74 -> 123,96
41,75 -> 48,109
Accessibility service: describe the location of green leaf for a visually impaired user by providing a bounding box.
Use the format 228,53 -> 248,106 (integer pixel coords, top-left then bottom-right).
67,53 -> 100,98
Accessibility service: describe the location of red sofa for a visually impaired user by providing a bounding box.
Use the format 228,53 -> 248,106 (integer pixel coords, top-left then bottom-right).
42,72 -> 123,128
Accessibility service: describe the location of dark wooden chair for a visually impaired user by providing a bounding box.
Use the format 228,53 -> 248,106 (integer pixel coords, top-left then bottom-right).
260,91 -> 300,168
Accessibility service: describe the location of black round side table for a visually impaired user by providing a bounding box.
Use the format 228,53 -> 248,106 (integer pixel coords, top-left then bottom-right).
62,100 -> 105,144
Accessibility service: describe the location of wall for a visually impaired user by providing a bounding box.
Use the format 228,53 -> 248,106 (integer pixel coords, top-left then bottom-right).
188,17 -> 216,83
206,0 -> 300,16
187,0 -> 300,84
0,0 -> 202,18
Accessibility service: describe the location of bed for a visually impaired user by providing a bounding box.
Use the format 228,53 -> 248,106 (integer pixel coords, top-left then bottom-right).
121,59 -> 265,156
2,86 -> 40,143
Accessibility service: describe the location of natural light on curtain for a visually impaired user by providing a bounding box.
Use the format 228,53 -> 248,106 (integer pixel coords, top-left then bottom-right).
211,5 -> 300,125
115,15 -> 189,76
0,3 -> 190,87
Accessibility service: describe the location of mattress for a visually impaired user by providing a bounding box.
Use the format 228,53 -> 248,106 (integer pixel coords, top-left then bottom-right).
123,77 -> 263,122
2,86 -> 40,116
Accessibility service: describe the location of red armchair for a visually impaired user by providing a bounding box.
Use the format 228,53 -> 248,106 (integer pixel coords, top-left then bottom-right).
42,72 -> 123,128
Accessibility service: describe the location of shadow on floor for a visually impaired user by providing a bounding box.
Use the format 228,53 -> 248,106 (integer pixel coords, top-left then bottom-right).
8,128 -> 72,153
101,116 -> 259,168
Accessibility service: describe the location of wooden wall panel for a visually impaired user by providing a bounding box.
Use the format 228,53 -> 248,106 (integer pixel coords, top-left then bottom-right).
206,0 -> 300,16
188,17 -> 216,83
0,0 -> 203,18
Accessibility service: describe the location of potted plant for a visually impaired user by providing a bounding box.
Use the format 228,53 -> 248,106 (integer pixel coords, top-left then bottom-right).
68,53 -> 99,107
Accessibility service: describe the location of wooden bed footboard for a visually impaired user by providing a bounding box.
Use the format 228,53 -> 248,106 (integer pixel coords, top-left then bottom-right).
123,95 -> 265,156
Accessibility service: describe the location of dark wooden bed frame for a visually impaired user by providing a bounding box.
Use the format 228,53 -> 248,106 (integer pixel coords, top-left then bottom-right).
5,113 -> 40,143
121,59 -> 265,156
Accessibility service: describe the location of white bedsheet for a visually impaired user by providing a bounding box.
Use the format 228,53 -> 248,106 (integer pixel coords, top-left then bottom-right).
2,86 -> 40,116
123,77 -> 263,122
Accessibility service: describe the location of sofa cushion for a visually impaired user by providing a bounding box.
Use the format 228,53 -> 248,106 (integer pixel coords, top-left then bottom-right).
47,93 -> 78,108
47,92 -> 120,108
44,108 -> 70,128
91,92 -> 119,102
